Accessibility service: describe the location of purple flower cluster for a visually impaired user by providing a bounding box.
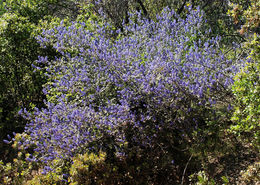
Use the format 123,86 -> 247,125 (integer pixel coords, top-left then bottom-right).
20,7 -> 244,168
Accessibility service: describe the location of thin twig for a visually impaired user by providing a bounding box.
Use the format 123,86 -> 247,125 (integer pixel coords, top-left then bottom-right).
181,154 -> 193,185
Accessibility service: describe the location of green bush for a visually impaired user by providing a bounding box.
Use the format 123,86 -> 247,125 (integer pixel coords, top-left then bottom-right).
0,12 -> 47,161
69,151 -> 153,185
69,152 -> 111,185
231,61 -> 260,148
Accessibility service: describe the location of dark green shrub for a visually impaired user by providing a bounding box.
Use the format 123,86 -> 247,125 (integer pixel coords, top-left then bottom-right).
0,12 -> 47,161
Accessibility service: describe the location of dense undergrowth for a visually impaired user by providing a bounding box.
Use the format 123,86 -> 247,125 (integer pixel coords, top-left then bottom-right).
0,0 -> 259,184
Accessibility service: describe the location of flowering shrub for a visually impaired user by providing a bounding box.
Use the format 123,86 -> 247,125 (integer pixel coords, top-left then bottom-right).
19,6 -> 245,178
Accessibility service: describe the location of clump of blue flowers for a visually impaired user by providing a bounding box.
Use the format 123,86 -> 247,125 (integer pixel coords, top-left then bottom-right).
19,6 -> 245,172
